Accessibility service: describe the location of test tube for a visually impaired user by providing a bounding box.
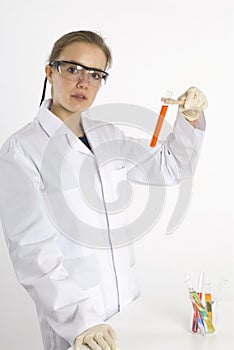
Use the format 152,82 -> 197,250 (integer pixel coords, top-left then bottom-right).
192,272 -> 205,334
196,273 -> 205,333
205,281 -> 213,322
185,274 -> 199,333
191,303 -> 199,333
150,91 -> 172,147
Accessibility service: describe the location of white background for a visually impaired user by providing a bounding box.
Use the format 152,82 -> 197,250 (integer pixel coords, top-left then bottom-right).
0,0 -> 233,349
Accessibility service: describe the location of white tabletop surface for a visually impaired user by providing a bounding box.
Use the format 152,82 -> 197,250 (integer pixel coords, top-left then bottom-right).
108,295 -> 234,350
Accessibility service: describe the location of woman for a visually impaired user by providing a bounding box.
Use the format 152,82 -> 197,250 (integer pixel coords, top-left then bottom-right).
0,30 -> 207,350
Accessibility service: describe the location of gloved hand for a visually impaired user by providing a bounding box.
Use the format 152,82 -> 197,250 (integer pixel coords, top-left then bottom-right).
74,324 -> 118,350
178,86 -> 208,121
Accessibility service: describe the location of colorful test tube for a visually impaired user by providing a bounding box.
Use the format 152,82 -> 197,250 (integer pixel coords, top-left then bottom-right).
205,281 -> 213,322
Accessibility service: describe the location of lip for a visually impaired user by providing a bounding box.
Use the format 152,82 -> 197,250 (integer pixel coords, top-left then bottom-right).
71,93 -> 88,101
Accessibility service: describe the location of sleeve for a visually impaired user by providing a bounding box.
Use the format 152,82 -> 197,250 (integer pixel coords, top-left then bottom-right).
119,112 -> 205,185
0,138 -> 104,345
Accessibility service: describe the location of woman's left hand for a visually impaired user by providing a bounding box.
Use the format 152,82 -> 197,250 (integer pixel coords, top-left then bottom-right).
178,86 -> 208,121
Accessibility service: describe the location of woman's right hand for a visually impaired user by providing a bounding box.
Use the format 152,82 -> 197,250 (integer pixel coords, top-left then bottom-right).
74,324 -> 119,350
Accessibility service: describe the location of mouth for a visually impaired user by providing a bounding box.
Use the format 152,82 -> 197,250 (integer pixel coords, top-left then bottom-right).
71,94 -> 87,101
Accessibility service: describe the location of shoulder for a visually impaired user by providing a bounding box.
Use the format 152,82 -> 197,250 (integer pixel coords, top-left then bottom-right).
0,121 -> 33,152
0,117 -> 45,162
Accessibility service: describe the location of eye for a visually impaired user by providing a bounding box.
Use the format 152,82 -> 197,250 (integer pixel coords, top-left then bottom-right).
90,72 -> 102,80
67,64 -> 80,74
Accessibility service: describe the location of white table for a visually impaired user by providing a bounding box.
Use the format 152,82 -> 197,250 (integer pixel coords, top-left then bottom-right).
108,295 -> 234,350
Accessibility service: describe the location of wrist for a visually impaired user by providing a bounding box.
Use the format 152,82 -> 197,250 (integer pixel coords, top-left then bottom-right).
186,119 -> 196,128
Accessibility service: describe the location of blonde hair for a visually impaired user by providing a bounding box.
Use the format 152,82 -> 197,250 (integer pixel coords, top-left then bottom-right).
48,30 -> 112,69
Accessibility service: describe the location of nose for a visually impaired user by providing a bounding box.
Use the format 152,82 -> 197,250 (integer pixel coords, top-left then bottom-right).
76,72 -> 89,88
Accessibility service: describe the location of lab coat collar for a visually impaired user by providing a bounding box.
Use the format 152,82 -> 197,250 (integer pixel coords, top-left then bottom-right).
36,99 -> 107,155
36,99 -> 71,137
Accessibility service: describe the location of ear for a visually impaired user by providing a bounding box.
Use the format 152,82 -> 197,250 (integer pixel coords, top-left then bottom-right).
45,65 -> 53,84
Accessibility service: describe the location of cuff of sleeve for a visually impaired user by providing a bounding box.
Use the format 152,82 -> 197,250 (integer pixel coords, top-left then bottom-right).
176,111 -> 206,137
194,111 -> 206,132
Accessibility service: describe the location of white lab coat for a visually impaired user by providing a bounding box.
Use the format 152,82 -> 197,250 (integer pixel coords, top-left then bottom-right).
0,100 -> 205,350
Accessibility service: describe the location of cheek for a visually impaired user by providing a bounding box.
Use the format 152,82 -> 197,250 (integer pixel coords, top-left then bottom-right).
52,77 -> 72,97
90,88 -> 99,102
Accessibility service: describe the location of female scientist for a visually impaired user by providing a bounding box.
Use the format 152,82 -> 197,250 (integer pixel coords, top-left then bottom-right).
0,30 -> 207,350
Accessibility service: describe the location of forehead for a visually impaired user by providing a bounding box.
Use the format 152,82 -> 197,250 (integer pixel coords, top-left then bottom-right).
59,42 -> 107,70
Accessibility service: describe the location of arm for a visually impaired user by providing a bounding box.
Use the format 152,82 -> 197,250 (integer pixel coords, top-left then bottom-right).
0,138 -> 104,345
114,110 -> 205,186
121,87 -> 207,185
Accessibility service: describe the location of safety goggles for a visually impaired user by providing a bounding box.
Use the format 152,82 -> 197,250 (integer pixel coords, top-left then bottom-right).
50,60 -> 109,87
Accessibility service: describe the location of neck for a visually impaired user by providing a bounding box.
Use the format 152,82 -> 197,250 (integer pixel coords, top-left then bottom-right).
63,111 -> 84,137
50,103 -> 84,137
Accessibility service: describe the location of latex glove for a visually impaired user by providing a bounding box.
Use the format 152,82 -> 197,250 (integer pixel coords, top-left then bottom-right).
178,86 -> 208,121
74,324 -> 118,350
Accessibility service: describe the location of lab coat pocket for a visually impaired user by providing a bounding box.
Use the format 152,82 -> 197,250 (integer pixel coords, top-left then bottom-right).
86,284 -> 106,319
64,255 -> 106,318
111,167 -> 127,180
64,254 -> 99,288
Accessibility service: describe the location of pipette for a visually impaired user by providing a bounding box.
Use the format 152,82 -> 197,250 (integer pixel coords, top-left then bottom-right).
150,93 -> 184,148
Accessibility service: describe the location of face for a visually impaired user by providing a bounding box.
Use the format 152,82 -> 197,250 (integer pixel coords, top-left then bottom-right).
45,42 -> 107,121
